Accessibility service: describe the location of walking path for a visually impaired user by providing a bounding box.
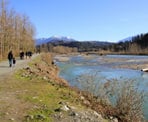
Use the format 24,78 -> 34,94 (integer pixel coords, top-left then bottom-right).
0,54 -> 39,122
0,54 -> 38,79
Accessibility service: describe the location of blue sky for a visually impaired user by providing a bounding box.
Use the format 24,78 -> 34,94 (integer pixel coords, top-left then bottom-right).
9,0 -> 148,42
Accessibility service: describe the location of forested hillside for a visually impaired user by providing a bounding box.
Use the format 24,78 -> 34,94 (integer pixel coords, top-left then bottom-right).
36,40 -> 113,54
111,33 -> 148,54
36,32 -> 148,55
0,0 -> 35,60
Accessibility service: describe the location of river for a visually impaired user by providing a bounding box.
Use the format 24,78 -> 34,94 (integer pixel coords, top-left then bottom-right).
55,54 -> 148,120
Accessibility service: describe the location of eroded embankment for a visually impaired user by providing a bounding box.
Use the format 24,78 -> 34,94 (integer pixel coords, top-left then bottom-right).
3,53 -> 145,121
21,54 -> 117,122
3,53 -> 114,122
51,53 -> 146,122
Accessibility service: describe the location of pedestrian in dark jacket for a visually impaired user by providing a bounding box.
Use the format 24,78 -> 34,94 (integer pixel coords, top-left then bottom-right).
8,50 -> 13,67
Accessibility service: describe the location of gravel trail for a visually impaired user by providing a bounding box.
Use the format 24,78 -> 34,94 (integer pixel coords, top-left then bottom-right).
0,54 -> 38,79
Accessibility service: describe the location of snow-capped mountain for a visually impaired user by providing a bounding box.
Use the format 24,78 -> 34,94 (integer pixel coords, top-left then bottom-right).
36,36 -> 76,45
118,36 -> 132,42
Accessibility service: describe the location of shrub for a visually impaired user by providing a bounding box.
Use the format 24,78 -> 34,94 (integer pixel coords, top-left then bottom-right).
77,71 -> 145,122
114,80 -> 144,121
41,53 -> 53,65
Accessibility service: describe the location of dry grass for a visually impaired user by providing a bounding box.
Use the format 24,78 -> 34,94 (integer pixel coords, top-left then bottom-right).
77,72 -> 145,122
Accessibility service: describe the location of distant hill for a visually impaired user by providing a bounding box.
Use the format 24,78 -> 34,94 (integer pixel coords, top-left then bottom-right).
36,36 -> 113,46
36,33 -> 148,54
36,36 -> 76,45
118,36 -> 133,42
36,36 -> 114,52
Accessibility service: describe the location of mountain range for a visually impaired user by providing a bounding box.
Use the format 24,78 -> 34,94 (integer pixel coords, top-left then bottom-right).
35,32 -> 148,53
36,36 -> 76,45
36,33 -> 144,46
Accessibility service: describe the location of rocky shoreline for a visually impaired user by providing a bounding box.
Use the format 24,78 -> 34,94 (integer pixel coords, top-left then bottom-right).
21,53 -> 117,122
22,53 -> 147,122
53,53 -> 147,122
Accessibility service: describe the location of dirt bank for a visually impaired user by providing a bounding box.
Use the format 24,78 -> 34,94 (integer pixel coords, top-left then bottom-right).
0,53 -> 114,122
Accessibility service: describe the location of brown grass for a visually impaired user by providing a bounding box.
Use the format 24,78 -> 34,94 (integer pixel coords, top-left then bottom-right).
77,72 -> 145,122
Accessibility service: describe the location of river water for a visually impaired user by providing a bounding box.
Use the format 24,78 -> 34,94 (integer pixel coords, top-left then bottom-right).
55,54 -> 148,120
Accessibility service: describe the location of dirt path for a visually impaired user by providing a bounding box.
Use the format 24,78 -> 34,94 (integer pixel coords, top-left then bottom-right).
0,54 -> 38,77
0,54 -> 39,122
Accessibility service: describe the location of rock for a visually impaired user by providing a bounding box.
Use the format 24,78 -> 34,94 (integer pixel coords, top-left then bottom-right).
35,114 -> 46,120
25,66 -> 30,70
83,100 -> 90,106
43,76 -> 48,80
80,96 -> 85,100
55,102 -> 70,112
93,111 -> 102,118
60,105 -> 70,111
109,116 -> 118,122
54,108 -> 61,112
69,111 -> 78,116
113,118 -> 118,122
9,118 -> 15,121
53,106 -> 111,122
141,68 -> 148,72
25,115 -> 34,120
32,96 -> 38,99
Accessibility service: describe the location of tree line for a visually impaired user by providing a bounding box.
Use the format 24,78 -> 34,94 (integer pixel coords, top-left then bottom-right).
0,0 -> 35,60
37,32 -> 148,55
110,33 -> 148,54
36,40 -> 112,54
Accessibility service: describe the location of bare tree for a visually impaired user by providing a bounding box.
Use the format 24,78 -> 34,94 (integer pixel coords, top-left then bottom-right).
0,0 -> 36,59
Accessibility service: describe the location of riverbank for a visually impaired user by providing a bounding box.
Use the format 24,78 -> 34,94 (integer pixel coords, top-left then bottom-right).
54,53 -> 147,121
1,53 -> 146,121
0,53 -> 115,122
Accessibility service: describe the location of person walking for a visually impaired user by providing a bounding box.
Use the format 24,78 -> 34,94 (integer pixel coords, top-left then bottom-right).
8,50 -> 13,67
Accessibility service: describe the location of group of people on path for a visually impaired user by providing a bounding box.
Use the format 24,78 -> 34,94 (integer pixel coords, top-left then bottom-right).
20,51 -> 32,60
8,50 -> 33,67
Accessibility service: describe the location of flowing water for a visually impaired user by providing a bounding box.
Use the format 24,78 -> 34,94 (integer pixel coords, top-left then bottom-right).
55,54 -> 148,120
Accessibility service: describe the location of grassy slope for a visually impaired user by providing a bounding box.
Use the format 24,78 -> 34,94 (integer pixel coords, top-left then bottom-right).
15,73 -> 81,122
0,53 -> 110,122
13,54 -> 83,121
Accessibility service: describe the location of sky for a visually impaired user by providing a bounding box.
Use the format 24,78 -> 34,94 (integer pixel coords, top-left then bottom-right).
8,0 -> 148,42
